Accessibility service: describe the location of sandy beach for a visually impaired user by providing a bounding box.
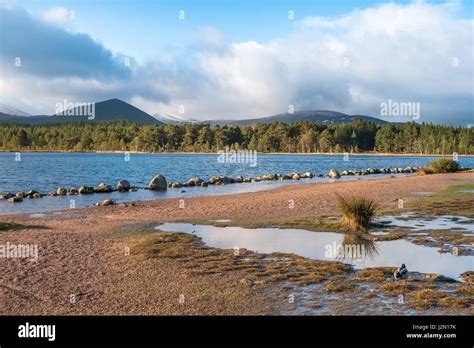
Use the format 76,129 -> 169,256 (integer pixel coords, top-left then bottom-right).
1,172 -> 473,315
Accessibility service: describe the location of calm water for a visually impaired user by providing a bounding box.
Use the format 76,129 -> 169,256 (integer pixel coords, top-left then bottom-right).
156,223 -> 473,279
1,152 -> 473,215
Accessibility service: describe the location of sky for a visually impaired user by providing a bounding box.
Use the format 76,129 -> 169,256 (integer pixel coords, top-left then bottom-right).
0,0 -> 473,124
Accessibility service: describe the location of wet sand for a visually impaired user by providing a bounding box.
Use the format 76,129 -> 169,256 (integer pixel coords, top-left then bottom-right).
0,172 -> 473,315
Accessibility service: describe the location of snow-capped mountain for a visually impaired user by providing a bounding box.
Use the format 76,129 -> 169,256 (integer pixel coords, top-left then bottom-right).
153,113 -> 200,124
0,103 -> 31,116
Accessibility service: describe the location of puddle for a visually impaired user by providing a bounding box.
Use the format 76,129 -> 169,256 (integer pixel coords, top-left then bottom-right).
156,223 -> 473,280
210,219 -> 232,223
411,191 -> 435,195
457,190 -> 474,193
29,213 -> 47,218
28,212 -> 87,220
378,214 -> 474,232
371,231 -> 389,236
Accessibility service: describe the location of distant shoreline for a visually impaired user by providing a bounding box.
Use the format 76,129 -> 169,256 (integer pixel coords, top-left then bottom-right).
0,150 -> 473,157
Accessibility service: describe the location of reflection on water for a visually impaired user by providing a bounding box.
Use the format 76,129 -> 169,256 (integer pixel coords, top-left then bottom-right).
156,223 -> 473,280
339,234 -> 378,262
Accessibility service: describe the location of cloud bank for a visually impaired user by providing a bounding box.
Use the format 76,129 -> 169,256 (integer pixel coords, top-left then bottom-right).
1,1 -> 472,124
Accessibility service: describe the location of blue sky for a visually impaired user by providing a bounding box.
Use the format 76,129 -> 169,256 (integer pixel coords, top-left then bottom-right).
15,0 -> 474,62
1,0 -> 473,124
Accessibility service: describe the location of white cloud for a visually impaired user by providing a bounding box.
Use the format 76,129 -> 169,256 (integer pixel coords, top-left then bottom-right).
2,1 -> 473,124
41,7 -> 71,26
132,1 -> 473,123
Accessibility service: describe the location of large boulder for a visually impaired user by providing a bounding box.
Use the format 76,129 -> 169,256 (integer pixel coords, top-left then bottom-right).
8,196 -> 23,203
209,176 -> 220,184
95,198 -> 115,207
25,190 -> 38,197
94,182 -> 113,193
303,172 -> 314,178
56,187 -> 67,195
147,174 -> 167,191
117,180 -> 131,191
218,175 -> 231,184
0,192 -> 13,200
262,174 -> 276,181
328,169 -> 340,179
78,186 -> 94,194
187,177 -> 203,187
68,188 -> 78,195
291,173 -> 301,180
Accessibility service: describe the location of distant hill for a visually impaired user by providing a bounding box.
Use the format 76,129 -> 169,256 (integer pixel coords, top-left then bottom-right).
0,99 -> 162,125
0,101 -> 387,126
203,110 -> 387,126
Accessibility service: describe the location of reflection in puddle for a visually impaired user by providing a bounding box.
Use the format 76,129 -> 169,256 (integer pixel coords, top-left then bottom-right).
339,234 -> 378,262
156,223 -> 473,280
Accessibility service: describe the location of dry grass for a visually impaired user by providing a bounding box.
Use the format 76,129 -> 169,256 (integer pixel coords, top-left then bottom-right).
147,229 -> 352,287
417,158 -> 460,175
407,289 -> 472,310
459,271 -> 474,283
324,277 -> 356,293
352,267 -> 396,282
336,194 -> 378,233
400,183 -> 474,217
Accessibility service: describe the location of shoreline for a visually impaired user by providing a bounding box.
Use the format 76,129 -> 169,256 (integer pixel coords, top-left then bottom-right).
0,149 -> 473,157
1,171 -> 472,219
1,172 -> 473,315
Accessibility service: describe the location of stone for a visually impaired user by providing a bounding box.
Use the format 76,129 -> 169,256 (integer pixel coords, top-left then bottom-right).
147,174 -> 167,191
68,188 -> 78,195
56,187 -> 67,195
94,182 -> 113,193
8,197 -> 23,203
0,192 -> 13,200
291,173 -> 301,180
78,186 -> 94,194
187,177 -> 203,187
117,180 -> 131,191
328,169 -> 340,179
95,198 -> 115,207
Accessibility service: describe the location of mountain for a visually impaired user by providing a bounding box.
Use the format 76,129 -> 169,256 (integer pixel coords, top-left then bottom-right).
0,99 -> 162,125
153,113 -> 200,124
0,103 -> 30,116
203,110 -> 387,125
0,101 -> 387,126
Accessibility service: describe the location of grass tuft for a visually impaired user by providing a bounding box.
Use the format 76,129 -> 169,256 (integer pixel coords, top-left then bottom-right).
417,158 -> 460,175
336,194 -> 378,233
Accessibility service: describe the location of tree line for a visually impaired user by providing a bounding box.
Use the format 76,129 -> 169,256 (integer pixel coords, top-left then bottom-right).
0,119 -> 472,154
